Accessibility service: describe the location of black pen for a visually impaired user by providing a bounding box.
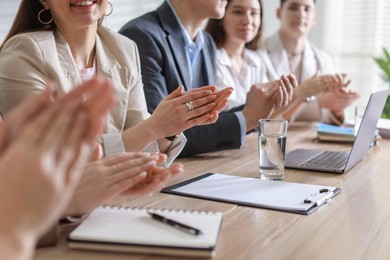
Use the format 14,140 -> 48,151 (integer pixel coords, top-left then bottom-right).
147,212 -> 203,236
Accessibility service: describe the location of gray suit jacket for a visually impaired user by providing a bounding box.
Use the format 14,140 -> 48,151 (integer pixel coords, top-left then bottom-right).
119,1 -> 243,156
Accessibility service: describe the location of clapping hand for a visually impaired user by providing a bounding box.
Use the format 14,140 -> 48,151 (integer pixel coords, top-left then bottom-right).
296,72 -> 351,100
145,85 -> 233,139
243,74 -> 297,130
0,76 -> 115,253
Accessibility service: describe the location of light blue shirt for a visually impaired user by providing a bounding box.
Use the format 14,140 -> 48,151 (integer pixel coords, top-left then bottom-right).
167,0 -> 205,89
167,0 -> 247,142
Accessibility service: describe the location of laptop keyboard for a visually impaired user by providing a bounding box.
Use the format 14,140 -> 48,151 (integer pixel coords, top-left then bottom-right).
300,151 -> 349,169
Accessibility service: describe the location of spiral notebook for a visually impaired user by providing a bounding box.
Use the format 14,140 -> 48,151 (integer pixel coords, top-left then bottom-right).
68,206 -> 223,258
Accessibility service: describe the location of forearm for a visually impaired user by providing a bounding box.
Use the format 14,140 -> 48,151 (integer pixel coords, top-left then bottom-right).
292,101 -> 322,122
0,232 -> 35,260
122,118 -> 163,152
292,88 -> 305,101
277,100 -> 305,120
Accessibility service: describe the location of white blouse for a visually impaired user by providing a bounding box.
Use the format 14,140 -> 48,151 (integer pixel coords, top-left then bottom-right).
216,48 -> 269,111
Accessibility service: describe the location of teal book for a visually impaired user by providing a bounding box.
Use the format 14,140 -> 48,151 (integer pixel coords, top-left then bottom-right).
316,123 -> 355,142
316,123 -> 379,143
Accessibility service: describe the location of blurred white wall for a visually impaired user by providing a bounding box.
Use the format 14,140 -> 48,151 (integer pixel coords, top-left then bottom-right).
262,1 -> 280,39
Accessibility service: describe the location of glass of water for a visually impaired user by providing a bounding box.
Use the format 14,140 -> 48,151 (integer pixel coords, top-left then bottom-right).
258,119 -> 288,180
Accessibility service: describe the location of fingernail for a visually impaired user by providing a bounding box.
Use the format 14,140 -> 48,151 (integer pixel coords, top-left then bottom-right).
150,154 -> 160,160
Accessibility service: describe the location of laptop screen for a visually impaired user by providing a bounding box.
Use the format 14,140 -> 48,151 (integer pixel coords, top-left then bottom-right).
344,89 -> 389,171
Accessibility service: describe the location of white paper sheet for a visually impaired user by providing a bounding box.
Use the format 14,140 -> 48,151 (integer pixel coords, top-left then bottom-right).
171,174 -> 338,213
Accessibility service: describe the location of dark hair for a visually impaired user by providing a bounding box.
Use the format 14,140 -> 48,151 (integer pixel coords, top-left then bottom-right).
205,0 -> 263,51
1,0 -> 51,48
280,0 -> 316,6
1,0 -> 104,49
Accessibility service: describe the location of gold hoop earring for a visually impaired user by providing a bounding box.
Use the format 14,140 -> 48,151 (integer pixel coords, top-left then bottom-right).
104,2 -> 113,16
38,9 -> 53,25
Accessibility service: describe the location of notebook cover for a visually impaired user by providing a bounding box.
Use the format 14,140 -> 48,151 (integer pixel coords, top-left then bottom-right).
68,206 -> 223,258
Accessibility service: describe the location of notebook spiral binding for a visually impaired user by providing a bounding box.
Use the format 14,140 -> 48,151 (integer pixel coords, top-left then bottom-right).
102,205 -> 219,215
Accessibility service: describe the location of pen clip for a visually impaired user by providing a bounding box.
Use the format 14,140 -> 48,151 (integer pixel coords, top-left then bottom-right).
304,188 -> 333,206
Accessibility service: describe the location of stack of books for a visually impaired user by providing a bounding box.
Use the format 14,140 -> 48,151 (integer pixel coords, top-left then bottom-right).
316,123 -> 380,143
316,123 -> 355,143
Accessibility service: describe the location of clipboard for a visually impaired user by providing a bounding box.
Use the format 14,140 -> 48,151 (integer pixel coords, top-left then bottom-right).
162,173 -> 341,215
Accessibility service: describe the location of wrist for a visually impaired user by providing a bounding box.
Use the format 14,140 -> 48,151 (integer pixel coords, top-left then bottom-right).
293,87 -> 309,101
140,117 -> 164,140
292,89 -> 302,100
242,108 -> 257,131
62,198 -> 88,218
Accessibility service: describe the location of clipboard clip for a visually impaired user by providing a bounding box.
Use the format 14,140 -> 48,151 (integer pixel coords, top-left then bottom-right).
303,188 -> 333,206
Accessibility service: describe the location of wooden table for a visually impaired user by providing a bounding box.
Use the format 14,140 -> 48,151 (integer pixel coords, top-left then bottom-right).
35,123 -> 390,260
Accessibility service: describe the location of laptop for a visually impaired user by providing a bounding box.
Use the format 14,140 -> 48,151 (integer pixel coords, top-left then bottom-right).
285,89 -> 389,173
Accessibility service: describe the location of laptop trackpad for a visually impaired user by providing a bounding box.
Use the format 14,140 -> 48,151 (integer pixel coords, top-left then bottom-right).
285,149 -> 324,167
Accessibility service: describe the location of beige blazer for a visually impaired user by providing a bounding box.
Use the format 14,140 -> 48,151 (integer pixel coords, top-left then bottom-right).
259,32 -> 342,125
0,26 -> 185,163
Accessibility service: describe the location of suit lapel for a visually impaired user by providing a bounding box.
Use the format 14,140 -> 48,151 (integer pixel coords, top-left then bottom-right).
157,2 -> 192,91
95,30 -> 128,133
54,30 -> 81,92
202,42 -> 215,86
95,30 -> 123,83
166,34 -> 192,90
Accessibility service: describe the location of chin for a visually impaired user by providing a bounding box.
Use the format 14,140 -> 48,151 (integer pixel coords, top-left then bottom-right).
239,35 -> 255,43
297,30 -> 309,37
211,8 -> 226,19
288,27 -> 308,37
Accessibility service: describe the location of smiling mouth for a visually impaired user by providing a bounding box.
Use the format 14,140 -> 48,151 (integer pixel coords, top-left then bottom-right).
239,27 -> 253,33
293,21 -> 306,26
70,1 -> 97,7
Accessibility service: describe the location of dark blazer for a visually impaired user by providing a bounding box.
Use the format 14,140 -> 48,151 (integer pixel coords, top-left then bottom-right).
119,1 -> 243,156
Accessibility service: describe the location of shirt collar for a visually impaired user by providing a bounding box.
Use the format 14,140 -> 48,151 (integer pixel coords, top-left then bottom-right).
216,48 -> 232,67
166,0 -> 205,50
243,48 -> 261,67
217,48 -> 261,68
